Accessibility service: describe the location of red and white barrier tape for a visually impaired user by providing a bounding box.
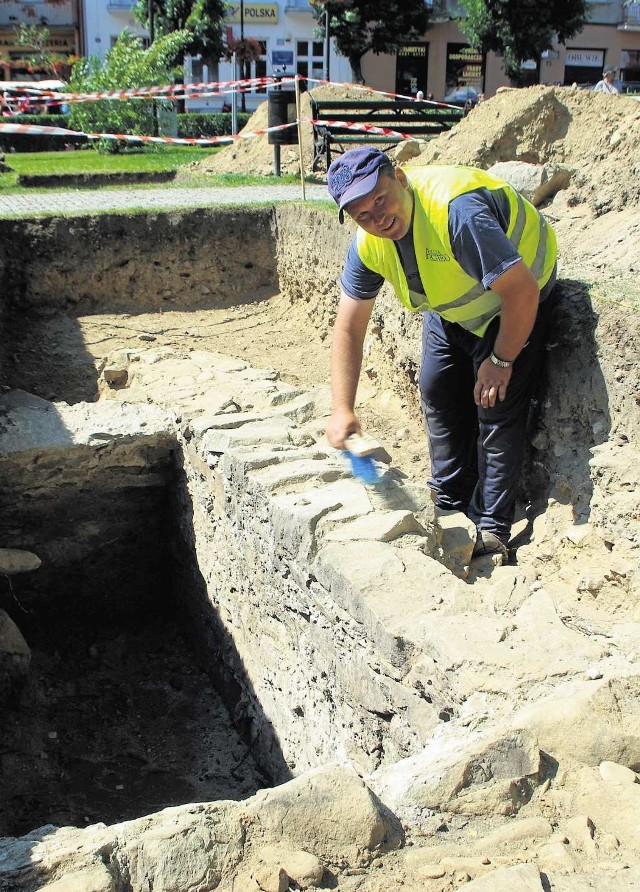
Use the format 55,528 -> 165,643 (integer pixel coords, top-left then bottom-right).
0,119 -> 299,146
6,74 -> 463,111
10,76 -> 298,106
305,76 -> 463,110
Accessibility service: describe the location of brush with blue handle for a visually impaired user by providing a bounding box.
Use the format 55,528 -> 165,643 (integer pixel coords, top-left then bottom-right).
343,433 -> 391,485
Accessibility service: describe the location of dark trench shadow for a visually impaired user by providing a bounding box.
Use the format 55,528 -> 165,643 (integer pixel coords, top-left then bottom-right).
169,451 -> 294,787
0,428 -> 290,885
515,278 -> 611,554
0,207 -> 293,886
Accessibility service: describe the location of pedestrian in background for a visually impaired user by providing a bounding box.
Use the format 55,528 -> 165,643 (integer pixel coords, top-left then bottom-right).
593,65 -> 622,94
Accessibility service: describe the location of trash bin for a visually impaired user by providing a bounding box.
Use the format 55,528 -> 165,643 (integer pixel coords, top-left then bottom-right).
267,90 -> 297,145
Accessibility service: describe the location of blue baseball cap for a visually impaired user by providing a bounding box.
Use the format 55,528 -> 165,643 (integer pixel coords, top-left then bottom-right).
327,147 -> 393,223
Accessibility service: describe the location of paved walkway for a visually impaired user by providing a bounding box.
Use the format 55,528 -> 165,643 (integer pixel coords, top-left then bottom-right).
0,183 -> 329,217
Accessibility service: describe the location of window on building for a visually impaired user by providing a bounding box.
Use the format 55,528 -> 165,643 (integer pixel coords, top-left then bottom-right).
445,43 -> 485,96
296,40 -> 324,91
190,56 -> 219,85
250,40 -> 268,93
516,59 -> 540,88
563,48 -> 605,87
621,48 -> 640,89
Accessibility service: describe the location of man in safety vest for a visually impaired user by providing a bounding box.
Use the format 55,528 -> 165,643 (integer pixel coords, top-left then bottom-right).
325,147 -> 557,561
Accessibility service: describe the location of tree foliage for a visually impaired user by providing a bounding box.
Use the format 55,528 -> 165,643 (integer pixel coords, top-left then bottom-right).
133,0 -> 227,65
310,0 -> 430,84
458,0 -> 588,80
68,30 -> 190,148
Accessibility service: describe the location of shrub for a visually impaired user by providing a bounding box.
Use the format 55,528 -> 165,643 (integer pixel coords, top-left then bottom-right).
177,112 -> 251,139
68,29 -> 190,140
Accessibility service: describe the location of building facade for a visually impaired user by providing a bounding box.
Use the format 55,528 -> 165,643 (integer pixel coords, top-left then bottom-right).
0,0 -> 83,82
2,0 -> 638,104
82,0 -> 146,62
187,1 -> 351,113
363,0 -> 640,101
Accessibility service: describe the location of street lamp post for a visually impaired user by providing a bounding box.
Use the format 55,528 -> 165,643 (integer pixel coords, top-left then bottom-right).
240,0 -> 246,112
148,0 -> 157,136
324,3 -> 330,82
148,0 -> 155,42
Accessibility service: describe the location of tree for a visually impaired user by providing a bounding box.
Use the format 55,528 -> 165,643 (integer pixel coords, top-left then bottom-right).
68,29 -> 190,150
458,0 -> 588,81
133,0 -> 227,67
310,0 -> 430,85
223,35 -> 263,112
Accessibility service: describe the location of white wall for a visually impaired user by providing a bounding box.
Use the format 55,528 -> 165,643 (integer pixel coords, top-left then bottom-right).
187,0 -> 351,113
83,0 -> 147,62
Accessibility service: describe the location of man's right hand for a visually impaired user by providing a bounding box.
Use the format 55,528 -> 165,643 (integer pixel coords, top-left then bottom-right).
327,291 -> 374,451
326,408 -> 361,450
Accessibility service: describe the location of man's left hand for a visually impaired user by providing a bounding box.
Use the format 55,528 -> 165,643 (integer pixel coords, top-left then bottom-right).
474,357 -> 512,408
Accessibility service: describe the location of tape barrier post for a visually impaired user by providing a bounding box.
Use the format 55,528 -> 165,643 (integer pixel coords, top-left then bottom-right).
294,74 -> 306,201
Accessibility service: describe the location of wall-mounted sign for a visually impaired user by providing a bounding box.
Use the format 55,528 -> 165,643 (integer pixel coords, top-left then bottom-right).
565,49 -> 604,67
0,28 -> 76,53
225,4 -> 278,24
272,51 -> 293,67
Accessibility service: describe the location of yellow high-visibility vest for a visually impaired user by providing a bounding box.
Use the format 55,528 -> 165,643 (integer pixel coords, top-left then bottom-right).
356,165 -> 557,336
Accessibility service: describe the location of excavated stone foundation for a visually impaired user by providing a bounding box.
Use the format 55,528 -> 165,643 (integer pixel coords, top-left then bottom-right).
0,205 -> 639,890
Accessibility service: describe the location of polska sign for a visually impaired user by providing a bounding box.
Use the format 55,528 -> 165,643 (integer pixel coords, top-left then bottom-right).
225,3 -> 279,23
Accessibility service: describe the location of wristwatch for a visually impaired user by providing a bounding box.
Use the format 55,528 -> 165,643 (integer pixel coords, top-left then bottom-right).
489,351 -> 513,369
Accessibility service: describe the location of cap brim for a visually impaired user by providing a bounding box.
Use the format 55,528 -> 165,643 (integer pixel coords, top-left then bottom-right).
337,168 -> 383,223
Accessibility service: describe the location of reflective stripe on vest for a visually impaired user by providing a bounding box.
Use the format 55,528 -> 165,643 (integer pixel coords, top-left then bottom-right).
356,166 -> 557,336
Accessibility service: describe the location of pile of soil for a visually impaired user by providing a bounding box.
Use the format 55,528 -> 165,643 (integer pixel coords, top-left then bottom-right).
183,84 -> 396,179
413,85 -> 640,215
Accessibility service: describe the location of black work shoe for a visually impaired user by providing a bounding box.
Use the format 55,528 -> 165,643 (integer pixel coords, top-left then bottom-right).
473,530 -> 508,560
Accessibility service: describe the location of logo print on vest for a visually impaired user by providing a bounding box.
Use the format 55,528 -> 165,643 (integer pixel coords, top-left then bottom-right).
425,248 -> 450,262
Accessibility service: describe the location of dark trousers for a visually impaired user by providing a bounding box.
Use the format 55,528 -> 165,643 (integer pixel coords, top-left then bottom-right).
418,301 -> 552,542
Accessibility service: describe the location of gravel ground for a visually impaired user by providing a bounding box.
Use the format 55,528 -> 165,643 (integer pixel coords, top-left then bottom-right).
0,183 -> 329,217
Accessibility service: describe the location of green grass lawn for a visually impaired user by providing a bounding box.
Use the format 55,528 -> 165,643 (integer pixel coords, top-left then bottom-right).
0,147 -> 303,190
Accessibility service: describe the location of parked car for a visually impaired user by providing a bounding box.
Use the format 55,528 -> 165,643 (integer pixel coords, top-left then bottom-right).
443,86 -> 480,109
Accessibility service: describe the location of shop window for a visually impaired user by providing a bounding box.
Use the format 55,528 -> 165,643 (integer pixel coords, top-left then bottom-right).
396,42 -> 429,98
445,42 -> 484,96
563,48 -> 604,87
516,59 -> 540,88
621,49 -> 640,89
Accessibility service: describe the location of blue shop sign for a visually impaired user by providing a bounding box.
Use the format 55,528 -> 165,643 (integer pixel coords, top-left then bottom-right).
272,51 -> 294,67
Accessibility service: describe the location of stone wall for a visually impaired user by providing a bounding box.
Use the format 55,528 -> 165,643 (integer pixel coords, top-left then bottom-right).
0,202 -> 638,793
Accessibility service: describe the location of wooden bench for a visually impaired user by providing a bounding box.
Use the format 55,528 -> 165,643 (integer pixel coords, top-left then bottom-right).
310,98 -> 465,171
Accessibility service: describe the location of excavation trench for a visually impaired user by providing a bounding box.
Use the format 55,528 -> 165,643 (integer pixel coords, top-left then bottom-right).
0,206 -> 431,837
0,205 -> 636,844
0,430 -> 284,837
0,208 -> 285,835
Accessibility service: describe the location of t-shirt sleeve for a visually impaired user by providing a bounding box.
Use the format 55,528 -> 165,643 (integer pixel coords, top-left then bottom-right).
339,236 -> 384,300
448,188 -> 523,289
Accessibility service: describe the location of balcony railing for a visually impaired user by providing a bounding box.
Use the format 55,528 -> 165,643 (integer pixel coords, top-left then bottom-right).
107,0 -> 137,10
284,1 -> 312,12
620,3 -> 640,28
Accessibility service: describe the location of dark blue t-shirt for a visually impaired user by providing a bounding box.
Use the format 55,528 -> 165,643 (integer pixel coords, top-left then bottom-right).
340,187 -> 555,304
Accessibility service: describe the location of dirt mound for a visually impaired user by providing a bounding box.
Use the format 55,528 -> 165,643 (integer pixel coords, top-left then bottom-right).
190,83 -> 640,293
186,84 -> 395,179
412,85 -> 640,215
